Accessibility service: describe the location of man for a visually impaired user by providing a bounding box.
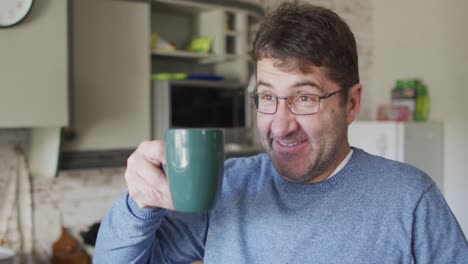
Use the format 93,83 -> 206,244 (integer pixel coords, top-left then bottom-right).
94,1 -> 468,263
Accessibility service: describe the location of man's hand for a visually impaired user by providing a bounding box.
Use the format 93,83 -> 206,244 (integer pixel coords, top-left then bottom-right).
125,140 -> 174,210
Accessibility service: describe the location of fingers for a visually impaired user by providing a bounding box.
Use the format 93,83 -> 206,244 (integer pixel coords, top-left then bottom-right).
126,168 -> 173,209
138,140 -> 166,166
128,150 -> 165,190
125,140 -> 174,210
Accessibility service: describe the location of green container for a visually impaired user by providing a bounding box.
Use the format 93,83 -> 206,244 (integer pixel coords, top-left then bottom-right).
395,79 -> 405,90
415,84 -> 429,121
164,128 -> 225,212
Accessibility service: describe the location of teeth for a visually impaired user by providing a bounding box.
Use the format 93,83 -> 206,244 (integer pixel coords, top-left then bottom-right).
278,140 -> 303,147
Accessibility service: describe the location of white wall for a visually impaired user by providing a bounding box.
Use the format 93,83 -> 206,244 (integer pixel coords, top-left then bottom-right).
372,0 -> 468,234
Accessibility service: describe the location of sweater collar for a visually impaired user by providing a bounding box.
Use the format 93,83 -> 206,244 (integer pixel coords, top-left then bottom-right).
271,148 -> 361,195
327,149 -> 354,180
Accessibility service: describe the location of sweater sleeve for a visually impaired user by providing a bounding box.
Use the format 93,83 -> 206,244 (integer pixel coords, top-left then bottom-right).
412,184 -> 468,262
94,192 -> 208,263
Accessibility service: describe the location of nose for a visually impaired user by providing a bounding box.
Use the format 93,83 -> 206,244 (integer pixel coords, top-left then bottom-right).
270,99 -> 298,137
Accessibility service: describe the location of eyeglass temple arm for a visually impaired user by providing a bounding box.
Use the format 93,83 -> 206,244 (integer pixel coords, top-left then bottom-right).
318,88 -> 346,99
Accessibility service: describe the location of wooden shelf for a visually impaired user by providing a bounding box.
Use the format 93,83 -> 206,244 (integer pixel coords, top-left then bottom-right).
151,49 -> 211,59
150,0 -> 262,83
198,54 -> 247,64
225,30 -> 243,37
152,49 -> 248,64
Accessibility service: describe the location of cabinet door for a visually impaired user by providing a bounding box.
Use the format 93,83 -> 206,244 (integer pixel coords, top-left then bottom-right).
348,121 -> 403,161
63,0 -> 150,151
404,122 -> 443,189
0,0 -> 69,128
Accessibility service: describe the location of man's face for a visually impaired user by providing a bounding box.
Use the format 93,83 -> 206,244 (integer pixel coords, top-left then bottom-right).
255,58 -> 361,183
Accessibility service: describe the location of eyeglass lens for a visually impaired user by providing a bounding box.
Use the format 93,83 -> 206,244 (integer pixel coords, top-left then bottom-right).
253,93 -> 320,114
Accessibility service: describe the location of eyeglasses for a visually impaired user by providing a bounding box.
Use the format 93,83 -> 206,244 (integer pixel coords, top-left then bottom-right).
250,88 -> 346,115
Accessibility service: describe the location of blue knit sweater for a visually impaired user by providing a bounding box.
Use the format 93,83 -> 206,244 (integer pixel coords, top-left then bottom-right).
94,148 -> 468,263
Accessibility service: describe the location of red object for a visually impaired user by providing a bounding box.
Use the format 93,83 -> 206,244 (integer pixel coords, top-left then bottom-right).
377,105 -> 411,121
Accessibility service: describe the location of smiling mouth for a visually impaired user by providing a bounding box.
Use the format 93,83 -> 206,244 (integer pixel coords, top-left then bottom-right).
276,138 -> 307,147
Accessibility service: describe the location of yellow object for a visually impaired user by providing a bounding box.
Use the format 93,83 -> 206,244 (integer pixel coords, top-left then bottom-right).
150,33 -> 157,49
151,73 -> 187,80
186,36 -> 212,53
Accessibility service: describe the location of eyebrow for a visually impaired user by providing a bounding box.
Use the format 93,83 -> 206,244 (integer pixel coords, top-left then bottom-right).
256,80 -> 323,91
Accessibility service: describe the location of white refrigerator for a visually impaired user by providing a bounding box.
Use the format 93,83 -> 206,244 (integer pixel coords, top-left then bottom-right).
348,121 -> 444,192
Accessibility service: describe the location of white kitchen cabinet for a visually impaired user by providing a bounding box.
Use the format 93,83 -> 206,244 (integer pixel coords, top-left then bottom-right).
61,0 -> 151,151
348,121 -> 443,191
0,0 -> 69,128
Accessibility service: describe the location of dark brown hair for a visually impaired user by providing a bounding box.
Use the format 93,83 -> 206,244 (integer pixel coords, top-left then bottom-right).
252,0 -> 359,94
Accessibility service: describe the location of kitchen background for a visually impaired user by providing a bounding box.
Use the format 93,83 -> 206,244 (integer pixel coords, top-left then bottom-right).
0,0 -> 467,263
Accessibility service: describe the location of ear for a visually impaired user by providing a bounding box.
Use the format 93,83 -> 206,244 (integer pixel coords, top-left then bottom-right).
346,83 -> 362,125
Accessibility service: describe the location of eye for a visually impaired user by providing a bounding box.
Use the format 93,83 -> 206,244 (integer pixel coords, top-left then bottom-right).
295,94 -> 315,103
258,93 -> 274,101
299,95 -> 312,102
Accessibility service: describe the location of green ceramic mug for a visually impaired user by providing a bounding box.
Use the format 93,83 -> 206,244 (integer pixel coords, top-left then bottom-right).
164,128 -> 225,212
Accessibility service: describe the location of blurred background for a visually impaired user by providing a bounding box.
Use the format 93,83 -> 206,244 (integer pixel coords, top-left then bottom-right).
1,0 -> 467,263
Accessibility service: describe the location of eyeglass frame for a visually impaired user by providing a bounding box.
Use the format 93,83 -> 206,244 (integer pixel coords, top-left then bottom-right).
250,88 -> 347,115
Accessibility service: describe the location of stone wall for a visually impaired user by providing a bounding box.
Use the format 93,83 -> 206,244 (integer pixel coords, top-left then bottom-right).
0,129 -> 29,253
32,166 -> 126,262
0,129 -> 127,262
